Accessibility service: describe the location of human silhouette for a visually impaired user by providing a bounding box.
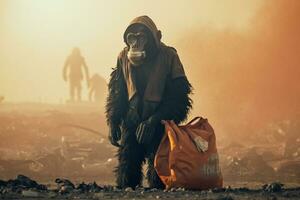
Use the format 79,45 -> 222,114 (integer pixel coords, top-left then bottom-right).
88,73 -> 106,103
63,47 -> 89,102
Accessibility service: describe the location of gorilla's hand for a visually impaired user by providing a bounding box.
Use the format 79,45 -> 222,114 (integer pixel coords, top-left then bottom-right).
136,116 -> 159,144
108,125 -> 121,147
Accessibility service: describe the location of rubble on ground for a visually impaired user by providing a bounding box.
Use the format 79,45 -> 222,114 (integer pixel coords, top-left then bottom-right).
0,175 -> 299,199
0,103 -> 299,199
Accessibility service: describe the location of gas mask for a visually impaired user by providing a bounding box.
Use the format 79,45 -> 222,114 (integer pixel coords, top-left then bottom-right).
126,32 -> 148,66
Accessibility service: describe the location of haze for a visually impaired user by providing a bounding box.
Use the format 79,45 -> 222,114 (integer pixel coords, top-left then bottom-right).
0,0 -> 261,102
1,0 -> 300,137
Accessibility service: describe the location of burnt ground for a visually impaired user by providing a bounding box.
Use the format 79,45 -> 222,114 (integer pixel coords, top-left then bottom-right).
1,190 -> 300,200
0,102 -> 299,199
1,181 -> 300,200
0,175 -> 299,200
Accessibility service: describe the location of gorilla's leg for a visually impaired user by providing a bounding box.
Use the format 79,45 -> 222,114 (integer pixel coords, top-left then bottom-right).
146,125 -> 165,189
115,126 -> 145,189
146,154 -> 165,189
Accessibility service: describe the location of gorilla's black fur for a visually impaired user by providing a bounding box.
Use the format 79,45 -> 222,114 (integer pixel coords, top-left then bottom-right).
106,64 -> 192,189
106,66 -> 128,128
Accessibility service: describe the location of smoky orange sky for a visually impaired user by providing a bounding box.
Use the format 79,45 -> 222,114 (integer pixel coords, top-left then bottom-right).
178,0 -> 300,136
0,0 -> 299,136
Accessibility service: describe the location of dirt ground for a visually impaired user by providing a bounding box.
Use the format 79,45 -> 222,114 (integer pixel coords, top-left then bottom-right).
0,102 -> 299,199
1,182 -> 300,200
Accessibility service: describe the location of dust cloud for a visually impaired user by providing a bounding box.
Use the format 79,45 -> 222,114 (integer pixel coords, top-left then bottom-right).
178,0 -> 300,138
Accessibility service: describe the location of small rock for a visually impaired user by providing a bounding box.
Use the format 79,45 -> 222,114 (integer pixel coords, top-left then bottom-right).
150,188 -> 158,192
59,185 -> 74,194
55,178 -> 75,188
22,190 -> 41,197
225,186 -> 232,192
55,178 -> 75,194
125,187 -> 133,192
262,182 -> 284,192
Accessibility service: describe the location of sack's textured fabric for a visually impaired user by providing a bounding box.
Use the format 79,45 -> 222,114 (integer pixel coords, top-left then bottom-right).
155,117 -> 223,189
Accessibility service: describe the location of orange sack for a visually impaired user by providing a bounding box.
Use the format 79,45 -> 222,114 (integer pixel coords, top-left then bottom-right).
154,117 -> 223,189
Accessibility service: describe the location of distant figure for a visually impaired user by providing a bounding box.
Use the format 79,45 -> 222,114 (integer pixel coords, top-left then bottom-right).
63,47 -> 89,102
88,73 -> 107,103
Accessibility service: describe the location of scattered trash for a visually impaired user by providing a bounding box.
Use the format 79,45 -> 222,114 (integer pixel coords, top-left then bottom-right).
223,148 -> 275,181
1,175 -> 47,192
263,182 -> 284,192
76,181 -> 102,192
0,104 -> 300,199
0,176 -> 299,199
55,178 -> 75,194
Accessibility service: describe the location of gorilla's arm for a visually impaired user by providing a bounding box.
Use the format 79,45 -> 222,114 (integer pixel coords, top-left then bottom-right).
154,76 -> 193,124
105,65 -> 128,146
136,76 -> 192,144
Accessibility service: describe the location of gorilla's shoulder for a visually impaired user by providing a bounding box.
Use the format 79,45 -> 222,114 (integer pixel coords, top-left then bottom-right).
160,44 -> 178,57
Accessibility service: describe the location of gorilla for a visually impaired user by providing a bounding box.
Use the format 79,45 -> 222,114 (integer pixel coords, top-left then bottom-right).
105,16 -> 193,189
